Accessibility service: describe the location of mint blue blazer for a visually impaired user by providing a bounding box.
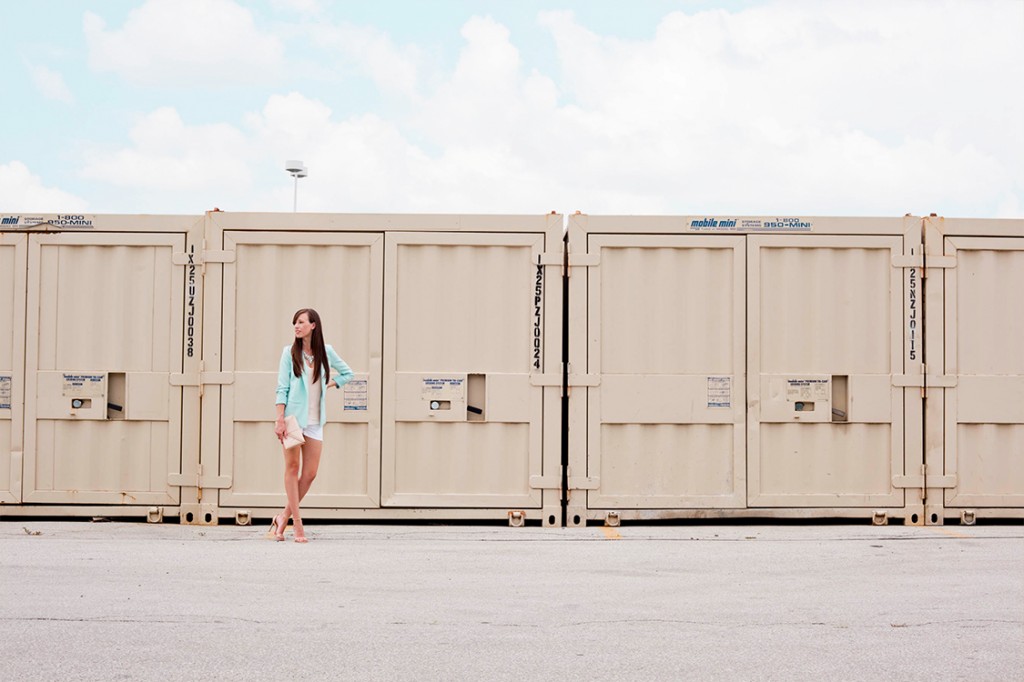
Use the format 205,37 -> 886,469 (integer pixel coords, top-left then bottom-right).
275,344 -> 354,428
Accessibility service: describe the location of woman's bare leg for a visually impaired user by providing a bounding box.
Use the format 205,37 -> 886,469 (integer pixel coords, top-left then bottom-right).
279,445 -> 302,538
292,439 -> 322,541
297,439 -> 322,501
280,439 -> 322,539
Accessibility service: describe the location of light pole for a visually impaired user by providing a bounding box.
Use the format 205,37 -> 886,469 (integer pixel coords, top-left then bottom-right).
284,160 -> 307,212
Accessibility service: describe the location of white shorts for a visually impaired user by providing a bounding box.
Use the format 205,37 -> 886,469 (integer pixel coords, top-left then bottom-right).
302,423 -> 323,442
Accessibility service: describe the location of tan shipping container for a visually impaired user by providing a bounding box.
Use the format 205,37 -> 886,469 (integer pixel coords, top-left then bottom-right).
3,211 -> 1020,526
567,215 -> 927,525
924,216 -> 1024,523
201,212 -> 565,526
0,215 -> 204,519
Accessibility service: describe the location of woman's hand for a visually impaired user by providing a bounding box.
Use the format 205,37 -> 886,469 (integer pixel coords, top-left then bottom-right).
274,416 -> 286,443
327,380 -> 338,389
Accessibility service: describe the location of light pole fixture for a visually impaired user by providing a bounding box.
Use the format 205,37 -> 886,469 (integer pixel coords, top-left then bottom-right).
284,160 -> 308,212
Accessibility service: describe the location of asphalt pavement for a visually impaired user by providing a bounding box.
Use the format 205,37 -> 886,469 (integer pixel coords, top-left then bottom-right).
1,520 -> 1021,681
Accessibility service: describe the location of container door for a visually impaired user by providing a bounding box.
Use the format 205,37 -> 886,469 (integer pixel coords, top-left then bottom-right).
23,233 -> 185,505
942,237 -> 1024,508
0,233 -> 27,503
586,235 -> 746,509
218,232 -> 383,509
382,232 -> 546,508
748,235 -> 905,507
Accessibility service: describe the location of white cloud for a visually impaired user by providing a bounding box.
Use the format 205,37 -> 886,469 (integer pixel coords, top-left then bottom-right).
70,4 -> 1023,217
256,5 -> 1020,217
306,22 -> 423,98
0,161 -> 88,212
270,0 -> 322,15
84,0 -> 285,85
81,107 -> 253,194
416,16 -> 559,146
531,2 -> 1024,216
244,93 -> 432,211
27,63 -> 74,103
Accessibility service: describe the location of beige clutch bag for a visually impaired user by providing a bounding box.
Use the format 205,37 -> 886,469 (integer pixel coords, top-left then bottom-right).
282,415 -> 305,449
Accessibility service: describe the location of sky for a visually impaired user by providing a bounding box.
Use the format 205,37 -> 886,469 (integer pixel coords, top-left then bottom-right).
0,0 -> 1022,218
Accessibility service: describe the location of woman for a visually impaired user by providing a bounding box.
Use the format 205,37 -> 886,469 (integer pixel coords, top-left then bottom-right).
270,308 -> 354,543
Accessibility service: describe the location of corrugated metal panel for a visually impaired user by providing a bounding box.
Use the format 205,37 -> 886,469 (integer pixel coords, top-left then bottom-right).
393,422 -> 532,499
40,421 -> 171,495
40,244 -> 172,371
759,246 -> 890,374
599,245 -> 735,374
955,248 -> 1024,374
748,235 -> 905,508
217,232 -> 383,510
954,424 -> 1024,497
24,233 -> 184,505
758,423 -> 893,497
383,232 -> 546,509
585,235 -> 746,510
395,243 -> 532,372
233,242 -> 376,373
942,236 -> 1024,509
599,423 -> 734,500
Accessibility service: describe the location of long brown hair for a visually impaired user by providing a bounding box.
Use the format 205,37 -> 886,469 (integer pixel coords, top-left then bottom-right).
291,308 -> 328,383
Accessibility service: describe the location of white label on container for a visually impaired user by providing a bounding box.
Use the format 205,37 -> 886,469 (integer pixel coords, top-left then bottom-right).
0,375 -> 11,409
786,379 -> 829,401
707,376 -> 731,408
688,217 -> 813,232
422,377 -> 465,400
62,373 -> 106,397
343,379 -> 368,411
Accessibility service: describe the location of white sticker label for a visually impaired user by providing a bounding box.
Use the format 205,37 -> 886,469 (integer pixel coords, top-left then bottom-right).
786,379 -> 829,401
0,375 -> 11,409
707,376 -> 731,408
62,373 -> 106,397
422,377 -> 465,400
689,217 -> 813,232
343,379 -> 368,411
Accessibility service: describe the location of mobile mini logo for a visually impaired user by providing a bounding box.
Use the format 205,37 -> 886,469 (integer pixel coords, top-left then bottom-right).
1,216 -> 19,225
690,218 -> 737,228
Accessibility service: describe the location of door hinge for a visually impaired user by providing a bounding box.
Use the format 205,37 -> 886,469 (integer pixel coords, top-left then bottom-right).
892,254 -> 956,271
892,471 -> 957,489
567,248 -> 599,271
529,474 -> 562,490
170,373 -> 233,386
892,373 -> 957,393
170,362 -> 233,387
567,473 -> 600,490
169,465 -> 232,490
172,249 -> 235,265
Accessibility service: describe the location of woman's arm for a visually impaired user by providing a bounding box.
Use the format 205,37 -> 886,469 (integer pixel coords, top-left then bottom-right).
274,403 -> 286,441
326,345 -> 354,389
274,348 -> 290,440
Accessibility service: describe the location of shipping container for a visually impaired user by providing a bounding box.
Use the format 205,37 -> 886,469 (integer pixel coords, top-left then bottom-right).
566,215 -> 927,525
2,211 -> 1020,525
923,216 -> 1024,523
200,212 -> 565,526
